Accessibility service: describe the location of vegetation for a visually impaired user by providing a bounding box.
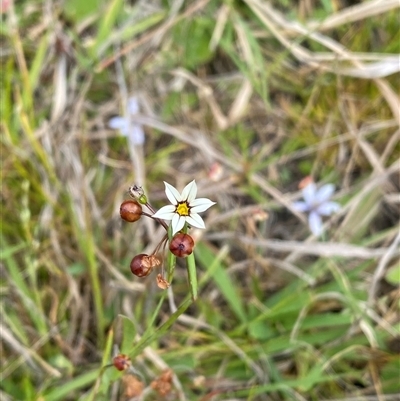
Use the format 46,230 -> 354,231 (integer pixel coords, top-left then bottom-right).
1,0 -> 399,400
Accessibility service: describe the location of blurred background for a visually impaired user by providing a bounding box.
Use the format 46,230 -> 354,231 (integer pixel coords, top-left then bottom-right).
1,0 -> 399,400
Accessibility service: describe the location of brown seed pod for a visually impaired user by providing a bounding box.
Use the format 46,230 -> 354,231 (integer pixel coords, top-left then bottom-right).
156,274 -> 170,289
113,354 -> 131,371
151,369 -> 173,397
169,233 -> 194,258
130,254 -> 160,277
120,200 -> 142,222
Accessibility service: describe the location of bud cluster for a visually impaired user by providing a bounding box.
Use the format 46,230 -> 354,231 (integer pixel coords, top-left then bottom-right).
120,184 -> 195,289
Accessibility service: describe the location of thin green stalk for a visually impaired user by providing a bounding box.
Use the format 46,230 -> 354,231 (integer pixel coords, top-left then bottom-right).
128,296 -> 192,359
167,247 -> 176,282
69,198 -> 105,346
183,224 -> 198,300
84,230 -> 105,346
86,328 -> 115,401
2,236 -> 47,336
166,224 -> 176,282
186,252 -> 198,301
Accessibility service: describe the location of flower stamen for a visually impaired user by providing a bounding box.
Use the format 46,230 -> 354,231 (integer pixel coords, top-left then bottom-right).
176,202 -> 190,216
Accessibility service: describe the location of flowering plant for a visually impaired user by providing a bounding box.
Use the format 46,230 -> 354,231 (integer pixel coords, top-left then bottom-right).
292,181 -> 340,236
120,180 -> 216,300
152,180 -> 216,235
109,97 -> 144,145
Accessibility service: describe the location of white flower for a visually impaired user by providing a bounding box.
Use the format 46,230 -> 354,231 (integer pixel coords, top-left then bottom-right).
292,182 -> 340,236
152,180 -> 216,235
108,97 -> 144,145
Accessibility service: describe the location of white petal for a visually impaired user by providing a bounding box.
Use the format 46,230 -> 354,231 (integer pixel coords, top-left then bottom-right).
152,205 -> 176,220
185,213 -> 205,229
171,213 -> 185,235
164,181 -> 181,204
292,201 -> 310,212
127,97 -> 139,115
302,183 -> 317,206
191,198 -> 216,213
181,180 -> 197,202
109,116 -> 128,133
316,201 -> 340,216
309,211 -> 323,236
315,184 -> 335,204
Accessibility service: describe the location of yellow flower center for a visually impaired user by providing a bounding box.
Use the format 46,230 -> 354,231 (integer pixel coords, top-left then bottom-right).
176,201 -> 190,216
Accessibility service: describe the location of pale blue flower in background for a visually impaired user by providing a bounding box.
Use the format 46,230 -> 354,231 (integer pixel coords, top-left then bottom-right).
292,182 -> 340,236
108,97 -> 145,145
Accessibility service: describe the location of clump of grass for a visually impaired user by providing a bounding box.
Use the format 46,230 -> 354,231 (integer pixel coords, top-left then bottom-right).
1,0 -> 399,400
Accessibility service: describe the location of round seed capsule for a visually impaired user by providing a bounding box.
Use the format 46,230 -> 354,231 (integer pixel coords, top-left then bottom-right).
113,354 -> 131,371
120,200 -> 142,222
169,233 -> 194,258
130,254 -> 160,277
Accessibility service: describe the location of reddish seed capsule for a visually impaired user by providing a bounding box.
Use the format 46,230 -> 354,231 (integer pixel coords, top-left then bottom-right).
120,200 -> 142,222
113,354 -> 131,371
130,254 -> 160,277
169,233 -> 194,258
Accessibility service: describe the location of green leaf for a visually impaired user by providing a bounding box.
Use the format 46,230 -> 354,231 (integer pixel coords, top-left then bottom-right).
248,319 -> 275,340
63,0 -> 101,22
67,262 -> 86,276
94,0 -> 124,56
29,35 -> 49,91
128,297 -> 192,359
0,241 -> 27,259
120,315 -> 137,353
380,357 -> 400,393
298,363 -> 324,392
247,304 -> 276,340
195,243 -> 247,323
43,370 -> 98,401
173,17 -> 214,69
385,263 -> 400,285
114,11 -> 165,42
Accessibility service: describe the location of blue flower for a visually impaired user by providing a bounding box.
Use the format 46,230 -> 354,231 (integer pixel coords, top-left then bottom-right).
292,182 -> 340,236
108,97 -> 144,145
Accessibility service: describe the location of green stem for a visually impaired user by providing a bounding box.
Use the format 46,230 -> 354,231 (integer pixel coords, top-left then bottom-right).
128,296 -> 192,359
186,252 -> 198,301
167,224 -> 176,282
183,224 -> 198,301
85,233 -> 105,346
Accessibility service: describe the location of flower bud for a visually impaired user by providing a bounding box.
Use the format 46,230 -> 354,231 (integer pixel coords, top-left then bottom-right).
130,254 -> 160,277
113,354 -> 131,371
169,233 -> 194,258
120,200 -> 142,222
129,185 -> 148,205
